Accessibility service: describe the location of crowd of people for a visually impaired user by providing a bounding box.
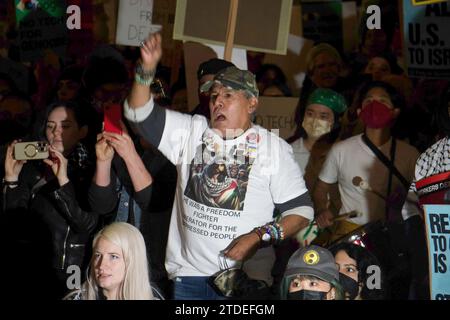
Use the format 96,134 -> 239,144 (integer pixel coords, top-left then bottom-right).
0,20 -> 449,301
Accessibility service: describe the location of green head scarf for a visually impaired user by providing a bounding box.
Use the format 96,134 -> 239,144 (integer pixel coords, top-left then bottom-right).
307,88 -> 347,114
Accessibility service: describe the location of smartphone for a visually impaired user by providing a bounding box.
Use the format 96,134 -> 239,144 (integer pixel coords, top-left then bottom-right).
104,103 -> 122,135
14,141 -> 49,161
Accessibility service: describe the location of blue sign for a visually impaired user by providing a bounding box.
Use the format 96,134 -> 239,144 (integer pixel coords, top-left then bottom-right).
423,204 -> 450,300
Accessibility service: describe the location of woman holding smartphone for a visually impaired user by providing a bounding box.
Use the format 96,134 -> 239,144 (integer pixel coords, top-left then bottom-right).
2,100 -> 98,299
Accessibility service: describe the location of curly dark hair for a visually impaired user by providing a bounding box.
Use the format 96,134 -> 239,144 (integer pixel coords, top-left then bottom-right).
330,242 -> 386,300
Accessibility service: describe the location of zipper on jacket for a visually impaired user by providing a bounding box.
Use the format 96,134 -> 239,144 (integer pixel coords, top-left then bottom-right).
56,189 -> 72,270
70,244 -> 85,248
61,225 -> 70,270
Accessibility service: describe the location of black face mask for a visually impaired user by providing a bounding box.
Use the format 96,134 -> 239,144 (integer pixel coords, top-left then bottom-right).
339,273 -> 359,300
287,289 -> 328,300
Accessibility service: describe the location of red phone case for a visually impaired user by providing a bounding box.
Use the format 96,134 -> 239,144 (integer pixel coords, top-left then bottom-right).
104,104 -> 122,134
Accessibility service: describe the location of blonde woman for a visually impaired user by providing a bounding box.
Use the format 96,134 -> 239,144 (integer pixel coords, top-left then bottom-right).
64,222 -> 157,300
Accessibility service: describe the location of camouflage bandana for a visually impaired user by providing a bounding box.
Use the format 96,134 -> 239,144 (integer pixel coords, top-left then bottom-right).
200,66 -> 259,98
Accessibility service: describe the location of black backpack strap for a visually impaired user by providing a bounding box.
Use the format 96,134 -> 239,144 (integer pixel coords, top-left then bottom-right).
361,134 -> 410,190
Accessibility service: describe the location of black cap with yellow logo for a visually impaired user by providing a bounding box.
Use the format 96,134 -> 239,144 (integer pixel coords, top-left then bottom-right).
284,245 -> 339,284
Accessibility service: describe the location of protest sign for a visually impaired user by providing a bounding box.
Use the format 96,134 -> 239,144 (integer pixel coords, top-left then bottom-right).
254,97 -> 297,140
417,171 -> 450,300
423,204 -> 450,300
16,0 -> 68,61
115,0 -> 162,46
402,0 -> 450,79
174,0 -> 293,54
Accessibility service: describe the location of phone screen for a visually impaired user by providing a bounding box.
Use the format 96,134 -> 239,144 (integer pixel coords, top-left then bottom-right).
104,104 -> 122,135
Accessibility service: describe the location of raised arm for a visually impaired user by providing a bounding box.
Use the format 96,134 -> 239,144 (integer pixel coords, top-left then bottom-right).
128,33 -> 162,109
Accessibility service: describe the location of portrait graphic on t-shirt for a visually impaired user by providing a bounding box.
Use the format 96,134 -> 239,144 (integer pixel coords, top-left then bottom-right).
184,132 -> 259,211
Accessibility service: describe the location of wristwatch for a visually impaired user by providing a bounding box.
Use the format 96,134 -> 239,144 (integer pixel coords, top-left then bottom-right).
261,232 -> 271,243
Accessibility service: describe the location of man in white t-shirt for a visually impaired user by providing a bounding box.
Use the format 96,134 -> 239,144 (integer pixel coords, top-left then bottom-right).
124,33 -> 313,300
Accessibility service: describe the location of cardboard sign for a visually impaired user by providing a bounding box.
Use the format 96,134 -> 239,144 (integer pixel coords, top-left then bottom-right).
402,0 -> 450,79
253,97 -> 298,140
115,0 -> 162,46
423,204 -> 450,300
174,0 -> 293,54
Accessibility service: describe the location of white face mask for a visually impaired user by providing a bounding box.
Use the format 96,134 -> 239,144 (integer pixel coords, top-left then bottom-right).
302,117 -> 332,138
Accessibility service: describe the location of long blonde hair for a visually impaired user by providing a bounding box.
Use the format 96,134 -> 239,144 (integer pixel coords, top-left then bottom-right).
82,222 -> 154,300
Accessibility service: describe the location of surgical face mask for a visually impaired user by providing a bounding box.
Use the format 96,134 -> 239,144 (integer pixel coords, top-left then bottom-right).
359,100 -> 394,129
339,273 -> 359,300
287,289 -> 328,300
302,116 -> 331,138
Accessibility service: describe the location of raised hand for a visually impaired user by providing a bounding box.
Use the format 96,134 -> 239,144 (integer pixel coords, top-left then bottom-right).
44,147 -> 69,186
4,140 -> 26,181
95,133 -> 114,163
139,32 -> 162,71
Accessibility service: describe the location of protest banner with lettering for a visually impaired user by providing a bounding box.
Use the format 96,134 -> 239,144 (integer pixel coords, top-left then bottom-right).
403,0 -> 450,79
15,0 -> 68,61
423,204 -> 450,300
115,0 -> 161,46
416,171 -> 450,300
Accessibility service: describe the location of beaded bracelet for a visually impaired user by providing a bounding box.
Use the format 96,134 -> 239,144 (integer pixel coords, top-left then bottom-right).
252,221 -> 285,247
135,62 -> 156,86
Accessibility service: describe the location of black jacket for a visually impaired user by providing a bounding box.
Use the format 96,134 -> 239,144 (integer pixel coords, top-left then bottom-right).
2,160 -> 98,272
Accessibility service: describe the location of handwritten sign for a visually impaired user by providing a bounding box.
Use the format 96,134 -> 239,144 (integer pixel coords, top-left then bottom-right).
115,0 -> 162,46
